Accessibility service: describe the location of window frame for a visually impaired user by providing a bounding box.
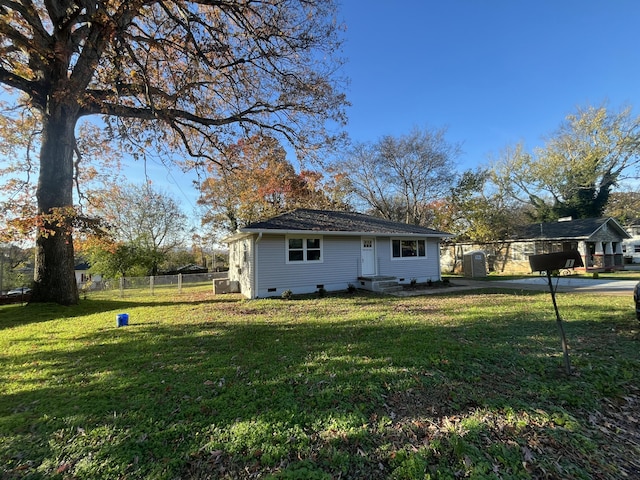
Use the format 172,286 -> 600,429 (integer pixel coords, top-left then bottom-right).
391,238 -> 427,260
285,235 -> 324,264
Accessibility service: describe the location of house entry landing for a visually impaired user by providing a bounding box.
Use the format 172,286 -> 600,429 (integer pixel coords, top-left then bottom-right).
357,276 -> 403,294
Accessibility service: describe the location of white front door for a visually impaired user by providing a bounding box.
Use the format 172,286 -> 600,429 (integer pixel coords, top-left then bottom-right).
361,238 -> 376,276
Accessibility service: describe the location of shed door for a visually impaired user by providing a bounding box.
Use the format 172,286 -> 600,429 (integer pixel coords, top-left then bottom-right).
361,238 -> 376,276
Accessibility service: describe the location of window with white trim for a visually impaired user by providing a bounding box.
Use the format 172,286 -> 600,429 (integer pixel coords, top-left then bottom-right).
391,239 -> 426,259
287,236 -> 323,263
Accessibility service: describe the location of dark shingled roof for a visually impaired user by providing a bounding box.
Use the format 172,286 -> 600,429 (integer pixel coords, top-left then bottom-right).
240,209 -> 452,237
512,217 -> 630,241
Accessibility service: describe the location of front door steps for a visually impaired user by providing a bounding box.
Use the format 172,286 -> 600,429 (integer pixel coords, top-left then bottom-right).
357,276 -> 402,294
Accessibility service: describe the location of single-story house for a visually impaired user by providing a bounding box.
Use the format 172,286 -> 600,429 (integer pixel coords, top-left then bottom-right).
75,262 -> 102,290
441,217 -> 630,275
161,264 -> 209,275
223,208 -> 453,298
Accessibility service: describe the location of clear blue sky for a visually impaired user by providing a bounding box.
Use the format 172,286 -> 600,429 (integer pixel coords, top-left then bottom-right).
147,0 -> 640,221
338,0 -> 640,169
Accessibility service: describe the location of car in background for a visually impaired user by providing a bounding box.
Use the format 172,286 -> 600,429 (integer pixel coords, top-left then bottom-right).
7,287 -> 32,297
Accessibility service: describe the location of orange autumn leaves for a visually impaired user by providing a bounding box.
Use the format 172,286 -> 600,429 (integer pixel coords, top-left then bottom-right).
198,135 -> 349,232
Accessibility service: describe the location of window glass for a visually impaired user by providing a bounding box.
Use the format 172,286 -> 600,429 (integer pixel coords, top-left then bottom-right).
289,250 -> 304,262
392,240 -> 401,257
401,240 -> 416,257
307,249 -> 321,261
418,240 -> 426,257
287,237 -> 322,262
392,239 -> 426,258
289,238 -> 303,249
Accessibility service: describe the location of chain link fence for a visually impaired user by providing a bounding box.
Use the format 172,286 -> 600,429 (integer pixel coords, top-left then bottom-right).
83,272 -> 229,297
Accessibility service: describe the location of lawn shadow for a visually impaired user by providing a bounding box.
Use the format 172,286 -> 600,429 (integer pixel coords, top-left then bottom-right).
0,295 -> 243,331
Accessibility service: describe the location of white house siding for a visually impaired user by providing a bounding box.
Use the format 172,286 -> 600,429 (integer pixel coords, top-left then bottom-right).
253,234 -> 362,297
228,236 -> 255,297
75,270 -> 103,290
377,237 -> 442,283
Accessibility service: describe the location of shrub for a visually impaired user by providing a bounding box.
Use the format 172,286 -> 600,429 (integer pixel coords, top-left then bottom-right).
281,289 -> 293,300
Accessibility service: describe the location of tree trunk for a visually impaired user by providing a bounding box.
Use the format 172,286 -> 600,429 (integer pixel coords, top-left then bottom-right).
30,105 -> 79,305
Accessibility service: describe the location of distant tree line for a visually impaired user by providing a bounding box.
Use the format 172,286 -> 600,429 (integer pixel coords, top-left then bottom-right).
4,98 -> 640,288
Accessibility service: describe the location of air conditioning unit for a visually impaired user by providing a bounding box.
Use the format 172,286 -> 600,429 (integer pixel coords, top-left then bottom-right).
213,279 -> 240,294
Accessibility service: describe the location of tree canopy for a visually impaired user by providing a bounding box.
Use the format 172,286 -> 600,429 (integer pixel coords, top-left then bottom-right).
82,184 -> 187,278
198,135 -> 349,234
343,127 -> 461,225
491,105 -> 640,222
0,0 -> 347,304
430,169 -> 528,243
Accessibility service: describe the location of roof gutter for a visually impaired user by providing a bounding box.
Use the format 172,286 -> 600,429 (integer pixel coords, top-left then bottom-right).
238,228 -> 454,239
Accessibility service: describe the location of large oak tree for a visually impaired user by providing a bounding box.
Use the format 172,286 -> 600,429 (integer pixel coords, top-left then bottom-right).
0,0 -> 347,304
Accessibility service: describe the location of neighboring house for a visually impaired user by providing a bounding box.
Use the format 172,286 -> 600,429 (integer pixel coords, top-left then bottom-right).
162,264 -> 209,275
441,217 -> 630,275
223,208 -> 453,298
74,262 -> 102,290
621,220 -> 640,264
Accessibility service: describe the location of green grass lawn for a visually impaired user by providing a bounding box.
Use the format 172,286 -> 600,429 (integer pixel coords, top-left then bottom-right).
1,288 -> 639,479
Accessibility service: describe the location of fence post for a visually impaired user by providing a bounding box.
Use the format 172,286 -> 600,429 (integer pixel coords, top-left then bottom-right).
178,273 -> 182,293
150,276 -> 155,295
119,277 -> 124,298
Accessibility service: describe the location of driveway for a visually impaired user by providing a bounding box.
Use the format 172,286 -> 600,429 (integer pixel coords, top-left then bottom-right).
457,277 -> 638,295
392,277 -> 638,297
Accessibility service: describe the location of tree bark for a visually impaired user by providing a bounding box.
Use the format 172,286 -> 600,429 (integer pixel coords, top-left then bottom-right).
30,103 -> 79,305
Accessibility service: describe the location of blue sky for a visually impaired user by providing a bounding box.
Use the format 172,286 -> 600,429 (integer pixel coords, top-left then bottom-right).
338,0 -> 640,169
142,0 -> 640,222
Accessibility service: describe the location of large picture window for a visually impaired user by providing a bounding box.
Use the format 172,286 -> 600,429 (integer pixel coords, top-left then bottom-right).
392,239 -> 426,259
287,237 -> 323,263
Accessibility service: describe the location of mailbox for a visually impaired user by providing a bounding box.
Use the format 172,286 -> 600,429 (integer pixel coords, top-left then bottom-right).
528,251 -> 584,273
528,250 -> 584,376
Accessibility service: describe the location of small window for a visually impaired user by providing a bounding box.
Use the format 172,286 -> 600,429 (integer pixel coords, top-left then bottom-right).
634,245 -> 640,253
392,239 -> 427,259
287,236 -> 323,263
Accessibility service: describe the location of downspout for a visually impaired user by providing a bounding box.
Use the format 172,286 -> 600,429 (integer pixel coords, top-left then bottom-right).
254,233 -> 263,298
437,239 -> 443,280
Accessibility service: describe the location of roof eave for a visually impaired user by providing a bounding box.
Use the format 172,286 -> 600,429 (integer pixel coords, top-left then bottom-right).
221,231 -> 253,243
232,228 -> 454,239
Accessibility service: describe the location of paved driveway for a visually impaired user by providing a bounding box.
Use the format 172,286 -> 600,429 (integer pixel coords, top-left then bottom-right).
462,277 -> 638,296
392,277 -> 638,297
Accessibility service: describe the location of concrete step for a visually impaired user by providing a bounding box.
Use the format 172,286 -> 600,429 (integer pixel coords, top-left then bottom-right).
380,285 -> 403,293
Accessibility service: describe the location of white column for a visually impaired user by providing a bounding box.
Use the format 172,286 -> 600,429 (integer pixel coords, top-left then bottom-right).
594,243 -> 604,255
